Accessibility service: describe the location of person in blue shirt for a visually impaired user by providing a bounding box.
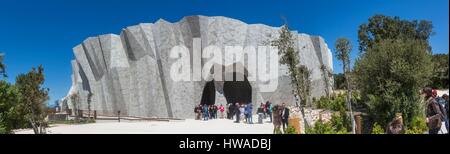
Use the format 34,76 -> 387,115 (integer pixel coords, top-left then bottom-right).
246,103 -> 253,124
202,104 -> 209,121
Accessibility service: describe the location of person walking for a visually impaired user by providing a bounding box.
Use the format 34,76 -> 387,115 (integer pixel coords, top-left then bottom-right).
194,104 -> 201,120
234,103 -> 241,123
261,103 -> 267,119
423,87 -> 444,134
240,104 -> 246,123
267,101 -> 273,123
203,104 -> 209,121
219,104 -> 225,119
209,105 -> 214,119
281,103 -> 290,132
214,105 -> 218,119
272,105 -> 282,133
247,103 -> 253,124
226,103 -> 230,119
257,104 -> 265,124
230,103 -> 236,120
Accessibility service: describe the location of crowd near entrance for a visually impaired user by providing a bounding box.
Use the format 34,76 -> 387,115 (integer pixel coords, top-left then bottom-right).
195,71 -> 292,134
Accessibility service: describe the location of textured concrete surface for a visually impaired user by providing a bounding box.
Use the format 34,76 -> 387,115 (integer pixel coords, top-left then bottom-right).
61,15 -> 334,119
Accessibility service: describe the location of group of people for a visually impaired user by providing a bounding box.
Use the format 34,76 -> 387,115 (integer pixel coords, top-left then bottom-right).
193,101 -> 293,133
387,88 -> 449,134
226,102 -> 254,124
423,88 -> 449,134
194,104 -> 225,120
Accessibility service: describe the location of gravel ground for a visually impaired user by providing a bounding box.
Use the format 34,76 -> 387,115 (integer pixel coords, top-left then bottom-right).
14,117 -> 274,134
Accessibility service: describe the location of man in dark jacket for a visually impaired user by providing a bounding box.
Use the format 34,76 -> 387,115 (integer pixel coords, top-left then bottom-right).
281,103 -> 290,132
423,87 -> 444,134
234,103 -> 241,123
228,103 -> 235,120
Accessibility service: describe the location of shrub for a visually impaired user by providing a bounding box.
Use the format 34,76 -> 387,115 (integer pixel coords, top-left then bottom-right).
0,123 -> 7,134
405,116 -> 427,134
314,94 -> 348,111
274,128 -> 282,134
306,117 -> 349,134
285,125 -> 298,134
371,123 -> 385,134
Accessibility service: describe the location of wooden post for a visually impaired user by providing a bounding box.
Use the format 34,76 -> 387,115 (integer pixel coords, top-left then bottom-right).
118,111 -> 121,123
94,110 -> 97,120
355,115 -> 362,134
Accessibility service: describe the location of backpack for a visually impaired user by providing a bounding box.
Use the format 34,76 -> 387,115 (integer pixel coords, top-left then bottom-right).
435,97 -> 448,120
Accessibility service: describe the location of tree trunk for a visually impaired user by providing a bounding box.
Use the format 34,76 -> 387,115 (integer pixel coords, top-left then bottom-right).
344,61 -> 356,134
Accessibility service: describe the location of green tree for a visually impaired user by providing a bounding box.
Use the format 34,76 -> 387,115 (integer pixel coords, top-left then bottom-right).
358,15 -> 433,53
355,15 -> 433,128
15,65 -> 49,134
272,24 -> 311,128
0,81 -> 22,134
333,73 -> 346,90
355,39 -> 432,127
430,54 -> 449,89
0,53 -> 6,78
335,38 -> 356,134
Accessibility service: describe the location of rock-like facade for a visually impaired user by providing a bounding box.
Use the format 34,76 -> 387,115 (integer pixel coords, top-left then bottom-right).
61,15 -> 333,119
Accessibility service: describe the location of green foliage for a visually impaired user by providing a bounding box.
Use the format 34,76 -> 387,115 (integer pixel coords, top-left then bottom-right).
272,24 -> 311,107
306,119 -> 334,134
274,128 -> 282,134
358,15 -> 433,53
0,80 -> 23,134
371,123 -> 385,134
335,38 -> 352,66
430,54 -> 449,89
334,73 -> 346,90
355,38 -> 432,127
306,114 -> 350,134
0,53 -> 6,78
314,94 -> 347,111
285,125 -> 298,134
272,23 -> 311,128
356,15 -> 433,127
15,65 -> 49,134
405,116 -> 427,134
0,124 -> 7,134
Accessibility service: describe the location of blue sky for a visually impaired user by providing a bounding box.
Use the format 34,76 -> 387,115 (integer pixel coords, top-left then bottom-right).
0,0 -> 448,106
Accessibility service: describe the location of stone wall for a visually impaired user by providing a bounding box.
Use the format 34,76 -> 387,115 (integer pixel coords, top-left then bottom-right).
61,15 -> 334,119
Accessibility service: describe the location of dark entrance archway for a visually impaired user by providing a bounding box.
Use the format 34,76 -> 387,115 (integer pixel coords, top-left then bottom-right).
223,72 -> 252,105
200,81 -> 216,105
200,72 -> 252,106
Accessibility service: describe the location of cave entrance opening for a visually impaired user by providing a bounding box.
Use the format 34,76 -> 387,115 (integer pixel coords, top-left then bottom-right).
200,72 -> 252,106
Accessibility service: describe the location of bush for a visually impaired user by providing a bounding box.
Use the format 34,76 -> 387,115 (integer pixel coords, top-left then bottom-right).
405,116 -> 427,134
306,119 -> 334,134
314,94 -> 347,111
0,123 -> 8,134
306,117 -> 349,134
331,110 -> 352,132
285,125 -> 298,134
371,123 -> 385,134
0,80 -> 26,133
274,128 -> 282,134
